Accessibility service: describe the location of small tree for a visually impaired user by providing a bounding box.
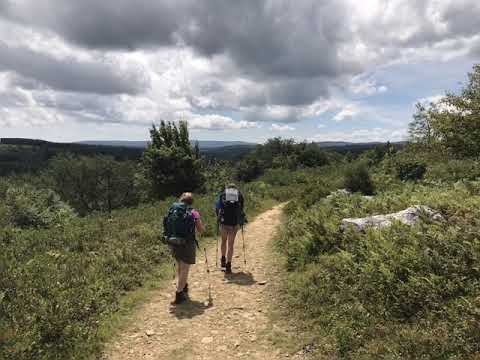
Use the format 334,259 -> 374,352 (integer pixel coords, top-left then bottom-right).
408,64 -> 480,158
141,121 -> 205,199
344,162 -> 375,195
409,102 -> 437,147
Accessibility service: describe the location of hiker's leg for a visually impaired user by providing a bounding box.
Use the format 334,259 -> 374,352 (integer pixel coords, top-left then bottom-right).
175,260 -> 181,290
177,261 -> 189,292
226,227 -> 238,263
220,225 -> 228,257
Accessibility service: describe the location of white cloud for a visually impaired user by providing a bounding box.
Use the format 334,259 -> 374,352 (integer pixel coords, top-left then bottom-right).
350,75 -> 388,96
310,127 -> 407,143
270,124 -> 295,132
332,103 -> 363,121
0,0 -> 479,140
188,114 -> 258,131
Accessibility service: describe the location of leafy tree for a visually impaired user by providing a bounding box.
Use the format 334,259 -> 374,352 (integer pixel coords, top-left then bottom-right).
141,121 -> 205,199
235,158 -> 264,182
46,155 -> 139,214
234,137 -> 330,181
409,102 -> 437,147
408,64 -> 480,157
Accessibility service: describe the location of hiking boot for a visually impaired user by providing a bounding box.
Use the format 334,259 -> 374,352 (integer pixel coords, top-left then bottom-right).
225,262 -> 232,274
220,256 -> 226,268
171,291 -> 187,305
183,283 -> 188,294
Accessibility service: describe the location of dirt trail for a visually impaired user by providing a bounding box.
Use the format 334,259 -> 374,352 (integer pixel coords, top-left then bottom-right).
104,204 -> 288,360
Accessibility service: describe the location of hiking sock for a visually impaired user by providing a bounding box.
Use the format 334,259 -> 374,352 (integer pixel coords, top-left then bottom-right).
225,262 -> 232,274
171,290 -> 187,305
221,256 -> 226,268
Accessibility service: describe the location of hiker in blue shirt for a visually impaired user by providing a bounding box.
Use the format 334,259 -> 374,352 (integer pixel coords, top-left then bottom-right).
215,184 -> 245,274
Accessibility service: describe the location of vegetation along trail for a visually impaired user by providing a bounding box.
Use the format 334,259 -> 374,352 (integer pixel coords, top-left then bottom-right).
105,204 -> 289,360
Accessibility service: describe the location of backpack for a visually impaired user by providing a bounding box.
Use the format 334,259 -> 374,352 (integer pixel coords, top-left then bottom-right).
219,187 -> 244,226
162,202 -> 195,246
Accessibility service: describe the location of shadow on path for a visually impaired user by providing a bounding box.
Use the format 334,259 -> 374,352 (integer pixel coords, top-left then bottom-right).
224,271 -> 256,286
171,299 -> 213,320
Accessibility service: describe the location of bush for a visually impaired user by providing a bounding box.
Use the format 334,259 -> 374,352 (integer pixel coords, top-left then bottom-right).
276,179 -> 480,358
5,185 -> 76,228
343,162 -> 375,195
395,160 -> 427,181
426,159 -> 480,182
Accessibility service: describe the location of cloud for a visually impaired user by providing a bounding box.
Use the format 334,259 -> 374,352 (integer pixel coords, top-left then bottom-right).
270,124 -> 295,132
0,42 -> 149,94
350,75 -> 388,96
188,114 -> 257,131
0,0 -> 479,138
332,103 -> 363,121
311,127 -> 407,143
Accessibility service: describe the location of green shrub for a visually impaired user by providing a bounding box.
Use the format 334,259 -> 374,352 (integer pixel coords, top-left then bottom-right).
5,185 -> 76,228
277,180 -> 480,358
395,160 -> 427,181
426,159 -> 480,182
343,162 -> 375,195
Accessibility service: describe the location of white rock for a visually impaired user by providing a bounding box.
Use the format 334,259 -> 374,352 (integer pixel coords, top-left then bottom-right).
326,188 -> 351,199
340,205 -> 443,232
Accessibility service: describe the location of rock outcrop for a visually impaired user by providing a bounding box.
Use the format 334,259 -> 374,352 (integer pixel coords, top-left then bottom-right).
341,205 -> 443,232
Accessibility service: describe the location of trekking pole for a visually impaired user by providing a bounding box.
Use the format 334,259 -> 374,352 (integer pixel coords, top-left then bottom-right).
215,219 -> 219,268
204,247 -> 213,305
241,225 -> 247,267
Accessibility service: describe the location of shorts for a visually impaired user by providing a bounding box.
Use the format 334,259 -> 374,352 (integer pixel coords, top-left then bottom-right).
220,224 -> 239,235
170,239 -> 196,265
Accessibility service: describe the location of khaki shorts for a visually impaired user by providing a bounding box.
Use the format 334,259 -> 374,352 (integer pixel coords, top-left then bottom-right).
220,224 -> 239,235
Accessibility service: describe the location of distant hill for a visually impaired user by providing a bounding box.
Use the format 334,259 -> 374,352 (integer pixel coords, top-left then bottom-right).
77,140 -> 256,149
201,144 -> 257,161
316,141 -> 383,148
0,138 -> 144,175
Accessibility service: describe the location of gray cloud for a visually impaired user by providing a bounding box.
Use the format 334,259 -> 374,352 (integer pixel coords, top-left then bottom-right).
0,0 -> 354,80
0,43 -> 149,94
1,0 -> 479,128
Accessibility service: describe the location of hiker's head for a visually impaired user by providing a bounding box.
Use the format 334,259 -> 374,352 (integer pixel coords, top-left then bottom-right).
180,192 -> 194,205
226,183 -> 237,189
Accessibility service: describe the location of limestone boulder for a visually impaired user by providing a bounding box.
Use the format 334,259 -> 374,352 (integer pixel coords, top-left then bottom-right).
340,205 -> 443,232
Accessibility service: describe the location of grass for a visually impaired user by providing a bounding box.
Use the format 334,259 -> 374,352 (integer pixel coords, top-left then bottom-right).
273,172 -> 480,359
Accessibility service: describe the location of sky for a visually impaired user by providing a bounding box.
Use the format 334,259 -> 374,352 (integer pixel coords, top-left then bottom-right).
0,0 -> 479,144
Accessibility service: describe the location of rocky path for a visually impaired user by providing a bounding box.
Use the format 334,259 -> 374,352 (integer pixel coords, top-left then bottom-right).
104,204 -> 289,360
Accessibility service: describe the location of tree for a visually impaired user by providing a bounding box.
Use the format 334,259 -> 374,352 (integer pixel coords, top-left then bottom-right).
46,154 -> 139,214
408,64 -> 480,158
409,102 -> 436,147
141,121 -> 205,199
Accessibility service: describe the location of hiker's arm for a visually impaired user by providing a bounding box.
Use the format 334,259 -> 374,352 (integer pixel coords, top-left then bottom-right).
196,218 -> 205,234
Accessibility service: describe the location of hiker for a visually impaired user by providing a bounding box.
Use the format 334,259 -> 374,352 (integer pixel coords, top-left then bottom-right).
216,184 -> 245,274
163,192 -> 205,305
